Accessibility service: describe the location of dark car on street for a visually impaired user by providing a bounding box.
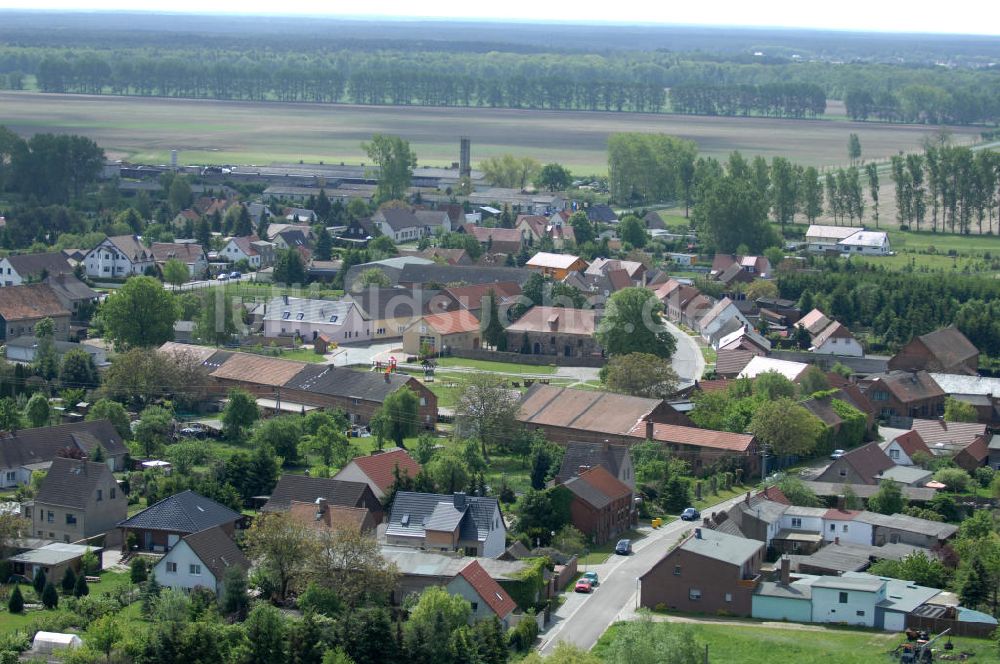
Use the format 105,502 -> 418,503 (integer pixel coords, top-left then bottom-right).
615,539 -> 632,555
681,507 -> 701,521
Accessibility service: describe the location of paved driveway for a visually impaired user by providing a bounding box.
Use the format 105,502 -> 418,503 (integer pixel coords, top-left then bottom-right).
538,492 -> 750,655
665,321 -> 705,381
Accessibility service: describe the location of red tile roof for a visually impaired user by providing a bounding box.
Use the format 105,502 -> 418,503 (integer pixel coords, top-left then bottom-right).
288,501 -> 374,531
631,422 -> 756,453
443,282 -> 522,311
892,431 -> 932,459
0,284 -> 70,321
421,310 -> 481,335
350,449 -> 422,494
575,465 -> 632,504
457,560 -> 517,619
823,508 -> 861,521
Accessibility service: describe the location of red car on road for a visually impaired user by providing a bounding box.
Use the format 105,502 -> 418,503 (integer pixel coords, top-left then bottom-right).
575,578 -> 594,593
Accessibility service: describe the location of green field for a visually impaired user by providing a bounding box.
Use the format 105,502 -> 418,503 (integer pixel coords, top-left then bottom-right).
593,621 -> 1000,664
0,91 -> 983,175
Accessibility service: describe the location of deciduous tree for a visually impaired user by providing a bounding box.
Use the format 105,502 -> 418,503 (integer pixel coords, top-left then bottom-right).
454,374 -> 520,458
596,287 -> 676,359
601,352 -> 679,399
100,276 -> 179,350
749,398 -> 824,457
363,134 -> 417,203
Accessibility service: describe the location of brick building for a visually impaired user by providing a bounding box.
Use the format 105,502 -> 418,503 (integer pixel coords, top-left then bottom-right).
505,306 -> 600,358
640,528 -> 764,616
562,466 -> 634,544
862,371 -> 946,420
888,327 -> 979,376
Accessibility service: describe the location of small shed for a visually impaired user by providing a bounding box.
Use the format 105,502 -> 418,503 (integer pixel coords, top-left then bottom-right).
32,631 -> 82,654
314,333 -> 334,355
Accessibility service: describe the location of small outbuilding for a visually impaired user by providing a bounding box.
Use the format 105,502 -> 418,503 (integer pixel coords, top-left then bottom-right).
32,631 -> 82,654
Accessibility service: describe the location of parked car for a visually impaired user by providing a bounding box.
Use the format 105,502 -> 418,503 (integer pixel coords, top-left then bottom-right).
830,449 -> 846,459
574,578 -> 593,593
615,539 -> 632,555
681,507 -> 701,521
229,271 -> 242,279
216,273 -> 229,281
178,427 -> 204,438
581,571 -> 599,586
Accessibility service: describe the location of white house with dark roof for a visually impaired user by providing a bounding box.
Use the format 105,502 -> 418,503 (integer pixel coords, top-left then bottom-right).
373,208 -> 425,242
386,491 -> 506,558
84,235 -> 155,278
0,420 -> 128,487
0,252 -> 73,287
697,297 -> 749,344
117,490 -> 242,553
153,526 -> 250,596
837,231 -> 891,256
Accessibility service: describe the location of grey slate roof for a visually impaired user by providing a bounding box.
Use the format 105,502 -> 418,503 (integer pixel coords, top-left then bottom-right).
387,492 -> 499,543
378,208 -> 422,232
555,442 -> 629,484
679,528 -> 763,565
397,264 -> 532,288
0,420 -> 127,470
347,287 -> 441,320
262,474 -> 374,512
562,474 -> 612,509
118,490 -> 241,533
262,297 -> 359,325
182,526 -> 250,579
284,364 -> 415,402
35,458 -> 112,509
4,252 -> 73,279
44,274 -> 98,303
853,512 -> 958,540
769,350 -> 889,376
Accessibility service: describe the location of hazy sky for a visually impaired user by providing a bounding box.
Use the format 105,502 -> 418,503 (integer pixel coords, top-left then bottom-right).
1,0 -> 998,35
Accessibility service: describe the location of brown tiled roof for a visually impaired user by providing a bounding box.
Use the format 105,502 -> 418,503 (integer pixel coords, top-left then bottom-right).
150,242 -> 205,264
711,254 -> 738,273
801,398 -> 844,428
106,235 -> 152,261
715,349 -> 756,377
909,419 -> 987,448
812,321 -> 854,347
956,436 -> 989,465
798,309 -> 832,336
650,279 -> 681,302
631,422 -> 756,453
287,501 -> 374,532
506,306 -> 596,336
695,378 -> 731,394
181,526 -> 250,579
832,385 -> 875,419
877,371 -> 946,404
0,284 -> 70,321
421,310 -> 481,335
517,384 -> 661,437
456,560 -> 517,618
892,431 -> 932,459
915,327 -> 979,370
606,269 -> 632,291
839,442 -> 894,482
823,508 -> 861,521
210,353 -> 307,387
443,282 -> 522,311
564,465 -> 631,510
516,215 -> 548,237
228,236 -> 259,256
349,448 -> 422,494
416,247 -> 469,265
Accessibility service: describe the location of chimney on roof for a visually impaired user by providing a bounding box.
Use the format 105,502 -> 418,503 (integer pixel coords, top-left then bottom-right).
578,465 -> 591,475
645,420 -> 654,441
780,556 -> 791,585
315,497 -> 327,519
548,314 -> 559,332
453,492 -> 467,509
694,527 -> 702,539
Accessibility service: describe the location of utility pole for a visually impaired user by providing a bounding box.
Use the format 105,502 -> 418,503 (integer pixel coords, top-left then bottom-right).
760,444 -> 769,483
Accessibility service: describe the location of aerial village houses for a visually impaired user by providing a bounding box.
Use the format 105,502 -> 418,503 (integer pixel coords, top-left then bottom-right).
262,474 -> 384,523
445,560 -> 519,629
402,310 -> 482,356
554,441 -> 635,489
0,283 -> 72,341
153,526 -> 250,597
84,235 -> 155,278
0,420 -> 128,487
862,370 -> 946,420
222,236 -> 275,269
333,448 -> 422,500
118,490 -> 243,553
150,242 -> 208,277
562,466 -> 635,544
25,458 -> 128,544
386,491 -> 507,558
505,306 -> 599,358
524,252 -> 588,280
263,296 -> 370,342
888,327 -> 980,376
0,252 -> 73,286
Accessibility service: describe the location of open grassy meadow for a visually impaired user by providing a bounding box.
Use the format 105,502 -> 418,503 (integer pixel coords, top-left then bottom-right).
593,621 -> 1000,664
0,91 -> 983,175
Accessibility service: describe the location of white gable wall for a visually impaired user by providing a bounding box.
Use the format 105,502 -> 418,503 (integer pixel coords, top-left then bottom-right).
153,540 -> 220,594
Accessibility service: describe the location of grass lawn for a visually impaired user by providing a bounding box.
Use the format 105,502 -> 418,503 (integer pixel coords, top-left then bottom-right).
435,357 -> 558,375
578,529 -> 647,566
692,484 -> 753,512
593,620 -> 1000,664
0,570 -> 134,637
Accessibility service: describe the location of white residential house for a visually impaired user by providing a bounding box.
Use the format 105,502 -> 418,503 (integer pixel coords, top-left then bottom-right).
809,575 -> 886,628
222,237 -> 275,269
152,526 -> 249,597
810,321 -> 864,357
263,296 -> 370,342
778,506 -> 826,534
698,297 -> 749,344
878,432 -> 931,467
414,210 -> 452,235
837,231 -> 891,256
84,235 -> 155,278
0,253 -> 73,287
821,511 -> 874,546
805,225 -> 864,253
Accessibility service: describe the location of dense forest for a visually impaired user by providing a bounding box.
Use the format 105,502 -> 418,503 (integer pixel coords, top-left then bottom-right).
1,13 -> 999,123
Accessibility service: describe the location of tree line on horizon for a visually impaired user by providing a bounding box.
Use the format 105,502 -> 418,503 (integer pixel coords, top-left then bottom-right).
0,44 -> 999,124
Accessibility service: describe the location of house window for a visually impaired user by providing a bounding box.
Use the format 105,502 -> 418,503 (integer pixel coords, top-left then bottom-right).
725,593 -> 733,603
47,511 -> 54,523
65,513 -> 76,525
791,518 -> 802,528
189,564 -> 202,576
856,610 -> 865,617
889,449 -> 899,460
842,525 -> 848,533
471,602 -> 478,612
839,592 -> 848,604
96,489 -> 102,502
673,565 -> 682,576
5,472 -> 13,481
329,315 -> 338,323
296,313 -> 304,320
166,562 -> 177,573
688,588 -> 701,601
282,312 -> 290,320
